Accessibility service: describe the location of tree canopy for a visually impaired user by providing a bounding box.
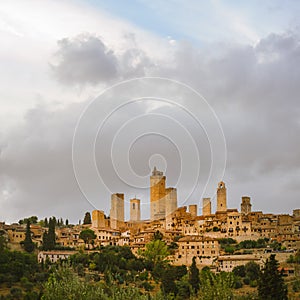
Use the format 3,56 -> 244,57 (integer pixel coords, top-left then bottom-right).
23,220 -> 35,253
138,239 -> 169,268
83,212 -> 92,225
79,229 -> 96,246
258,254 -> 288,300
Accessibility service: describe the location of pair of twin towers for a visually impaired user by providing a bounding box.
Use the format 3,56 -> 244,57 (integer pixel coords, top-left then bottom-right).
109,167 -> 228,229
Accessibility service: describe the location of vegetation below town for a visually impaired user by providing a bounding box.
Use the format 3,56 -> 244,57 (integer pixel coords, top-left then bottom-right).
0,229 -> 299,300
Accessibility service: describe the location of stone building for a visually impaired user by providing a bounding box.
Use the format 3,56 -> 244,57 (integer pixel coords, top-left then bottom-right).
175,236 -> 219,267
217,255 -> 262,272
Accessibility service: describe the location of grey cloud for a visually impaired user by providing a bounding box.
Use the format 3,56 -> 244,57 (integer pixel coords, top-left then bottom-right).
51,34 -> 118,85
51,34 -> 153,86
1,30 -> 300,223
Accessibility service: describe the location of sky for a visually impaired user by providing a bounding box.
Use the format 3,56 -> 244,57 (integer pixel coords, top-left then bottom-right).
0,0 -> 300,224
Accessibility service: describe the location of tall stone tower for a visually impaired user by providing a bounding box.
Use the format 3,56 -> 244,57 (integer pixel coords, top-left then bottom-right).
202,198 -> 211,216
217,181 -> 227,212
110,193 -> 124,229
165,188 -> 178,218
241,196 -> 251,215
150,167 -> 166,221
130,198 -> 141,222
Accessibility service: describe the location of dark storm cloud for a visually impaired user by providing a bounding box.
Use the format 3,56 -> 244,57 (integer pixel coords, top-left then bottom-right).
1,30 -> 300,223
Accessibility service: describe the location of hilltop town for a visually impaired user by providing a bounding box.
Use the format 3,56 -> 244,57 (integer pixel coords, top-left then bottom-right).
1,167 -> 300,272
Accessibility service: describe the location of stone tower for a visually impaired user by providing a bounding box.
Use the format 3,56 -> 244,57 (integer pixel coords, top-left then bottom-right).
110,193 -> 124,229
92,210 -> 105,228
150,167 -> 166,221
241,196 -> 251,215
130,198 -> 141,222
189,204 -> 197,217
217,181 -> 227,212
165,188 -> 178,218
202,198 -> 211,216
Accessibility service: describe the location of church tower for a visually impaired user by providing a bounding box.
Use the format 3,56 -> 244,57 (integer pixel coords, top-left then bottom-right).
217,181 -> 227,212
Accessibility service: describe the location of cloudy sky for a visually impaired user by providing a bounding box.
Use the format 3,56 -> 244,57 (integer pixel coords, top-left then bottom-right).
0,0 -> 300,224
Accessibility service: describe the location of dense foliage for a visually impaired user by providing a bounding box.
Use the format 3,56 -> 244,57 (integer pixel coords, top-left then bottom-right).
258,254 -> 288,300
42,218 -> 56,250
0,235 -> 297,300
83,212 -> 92,225
23,220 -> 35,253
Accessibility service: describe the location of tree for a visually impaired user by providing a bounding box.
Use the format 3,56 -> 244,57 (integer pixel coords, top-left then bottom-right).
232,265 -> 246,278
161,265 -> 177,295
42,217 -> 56,250
0,234 -> 7,252
258,254 -> 288,300
19,216 -> 38,225
245,261 -> 260,282
153,230 -> 163,241
79,229 -> 96,248
65,219 -> 69,226
23,220 -> 35,253
83,212 -> 92,225
138,239 -> 169,268
189,256 -> 200,294
199,270 -> 234,300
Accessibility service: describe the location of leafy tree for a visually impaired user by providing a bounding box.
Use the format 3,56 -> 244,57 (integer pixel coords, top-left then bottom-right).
258,254 -> 288,300
189,257 -> 200,293
224,246 -> 235,254
65,219 -> 69,226
83,212 -> 92,225
42,265 -> 151,300
0,234 -> 8,252
23,220 -> 35,253
79,229 -> 96,248
176,274 -> 191,299
138,239 -> 169,268
19,216 -> 38,225
199,270 -> 234,300
161,265 -> 178,295
245,261 -> 260,282
232,265 -> 246,278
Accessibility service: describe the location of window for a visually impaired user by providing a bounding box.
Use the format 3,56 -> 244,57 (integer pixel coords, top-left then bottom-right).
133,203 -> 135,209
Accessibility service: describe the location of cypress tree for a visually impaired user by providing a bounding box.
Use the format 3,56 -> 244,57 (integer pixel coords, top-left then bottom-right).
48,217 -> 56,249
83,212 -> 92,224
189,256 -> 200,293
258,254 -> 288,300
23,220 -> 35,252
42,217 -> 56,250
